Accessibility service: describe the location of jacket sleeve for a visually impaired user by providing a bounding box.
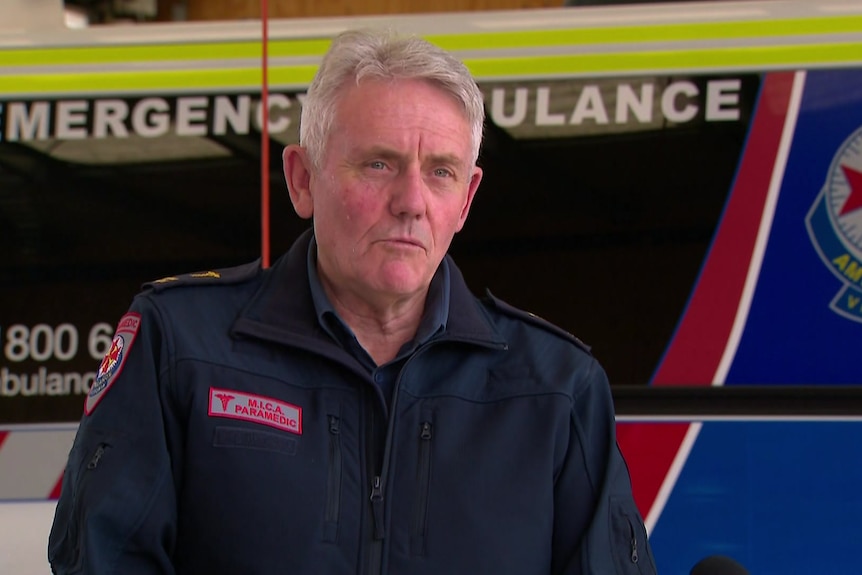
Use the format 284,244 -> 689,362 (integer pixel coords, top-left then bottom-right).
552,357 -> 658,575
48,297 -> 178,574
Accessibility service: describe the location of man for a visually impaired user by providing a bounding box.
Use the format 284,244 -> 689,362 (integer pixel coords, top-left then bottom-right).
48,28 -> 656,574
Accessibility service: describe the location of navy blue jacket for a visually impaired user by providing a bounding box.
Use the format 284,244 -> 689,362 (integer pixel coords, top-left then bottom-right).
48,230 -> 656,575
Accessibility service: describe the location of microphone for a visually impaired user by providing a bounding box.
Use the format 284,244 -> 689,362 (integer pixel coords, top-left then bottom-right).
690,555 -> 750,575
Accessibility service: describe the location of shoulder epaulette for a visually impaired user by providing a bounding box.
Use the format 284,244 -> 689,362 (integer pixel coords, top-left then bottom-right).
483,290 -> 592,354
142,260 -> 262,292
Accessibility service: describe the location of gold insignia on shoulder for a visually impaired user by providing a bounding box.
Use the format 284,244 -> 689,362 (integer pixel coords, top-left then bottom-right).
189,271 -> 221,279
153,276 -> 178,284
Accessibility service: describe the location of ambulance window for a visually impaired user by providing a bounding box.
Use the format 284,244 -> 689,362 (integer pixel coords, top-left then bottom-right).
453,73 -> 759,384
0,133 -> 271,275
0,162 -> 29,266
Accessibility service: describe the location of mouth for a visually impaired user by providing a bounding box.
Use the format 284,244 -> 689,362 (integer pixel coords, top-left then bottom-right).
382,237 -> 425,250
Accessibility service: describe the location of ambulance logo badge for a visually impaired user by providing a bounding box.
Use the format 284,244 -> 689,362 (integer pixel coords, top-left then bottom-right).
86,312 -> 141,414
97,335 -> 124,380
806,125 -> 862,323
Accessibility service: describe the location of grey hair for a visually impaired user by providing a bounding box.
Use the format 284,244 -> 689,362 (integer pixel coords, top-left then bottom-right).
299,28 -> 485,170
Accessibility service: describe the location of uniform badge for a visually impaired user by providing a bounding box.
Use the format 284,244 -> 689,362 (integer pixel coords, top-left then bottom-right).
209,388 -> 302,435
806,125 -> 862,322
85,312 -> 141,414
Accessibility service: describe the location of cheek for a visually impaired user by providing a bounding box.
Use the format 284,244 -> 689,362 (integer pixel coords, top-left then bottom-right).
436,198 -> 470,229
340,185 -> 383,223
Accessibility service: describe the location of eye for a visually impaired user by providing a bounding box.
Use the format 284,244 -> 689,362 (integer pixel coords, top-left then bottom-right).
369,160 -> 387,170
433,167 -> 453,178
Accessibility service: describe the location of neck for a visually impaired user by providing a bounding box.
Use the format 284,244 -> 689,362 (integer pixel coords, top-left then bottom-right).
323,282 -> 426,366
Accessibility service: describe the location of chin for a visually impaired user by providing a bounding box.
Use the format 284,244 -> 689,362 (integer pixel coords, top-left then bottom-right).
373,262 -> 428,289
374,271 -> 428,297
380,279 -> 425,297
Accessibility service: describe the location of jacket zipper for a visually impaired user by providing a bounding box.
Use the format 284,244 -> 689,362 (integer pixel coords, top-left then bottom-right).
370,475 -> 385,539
365,336 -> 505,575
411,420 -> 433,555
366,393 -> 385,575
628,516 -> 640,564
87,443 -> 109,469
69,442 -> 111,570
323,415 -> 342,542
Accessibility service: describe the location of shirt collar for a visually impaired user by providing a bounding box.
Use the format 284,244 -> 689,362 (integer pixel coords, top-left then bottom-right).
231,229 -> 507,358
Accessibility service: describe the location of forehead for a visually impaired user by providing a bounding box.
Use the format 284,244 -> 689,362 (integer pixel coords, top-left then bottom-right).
337,77 -> 468,130
327,78 -> 473,166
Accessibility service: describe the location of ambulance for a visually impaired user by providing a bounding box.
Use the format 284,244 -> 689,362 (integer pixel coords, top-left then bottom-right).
2,0 -> 862,572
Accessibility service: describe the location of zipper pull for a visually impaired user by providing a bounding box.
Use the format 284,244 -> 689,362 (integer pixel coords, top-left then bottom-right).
329,415 -> 340,434
370,475 -> 385,539
630,535 -> 639,563
420,421 -> 432,440
87,444 -> 109,470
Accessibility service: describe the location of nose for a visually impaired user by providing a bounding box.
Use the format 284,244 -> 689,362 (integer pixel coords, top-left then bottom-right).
390,165 -> 427,219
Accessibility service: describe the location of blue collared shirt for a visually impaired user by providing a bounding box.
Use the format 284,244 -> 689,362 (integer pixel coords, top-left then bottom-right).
306,236 -> 450,404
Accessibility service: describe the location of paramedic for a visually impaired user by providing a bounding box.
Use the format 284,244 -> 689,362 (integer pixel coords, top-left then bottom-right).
48,28 -> 656,575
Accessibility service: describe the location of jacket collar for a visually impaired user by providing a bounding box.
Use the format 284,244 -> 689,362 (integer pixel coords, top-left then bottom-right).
231,229 -> 506,352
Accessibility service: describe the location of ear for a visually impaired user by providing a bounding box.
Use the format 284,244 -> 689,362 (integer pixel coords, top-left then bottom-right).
455,166 -> 483,232
283,144 -> 314,219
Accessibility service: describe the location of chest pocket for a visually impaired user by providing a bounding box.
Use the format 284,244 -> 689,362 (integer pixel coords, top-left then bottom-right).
410,409 -> 435,556
323,403 -> 343,543
610,497 -> 657,575
49,429 -> 137,574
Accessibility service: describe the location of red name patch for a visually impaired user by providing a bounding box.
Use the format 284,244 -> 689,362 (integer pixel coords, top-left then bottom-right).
208,388 -> 302,435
